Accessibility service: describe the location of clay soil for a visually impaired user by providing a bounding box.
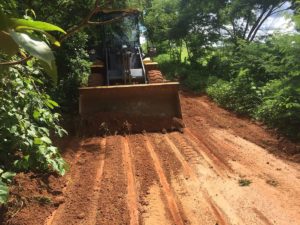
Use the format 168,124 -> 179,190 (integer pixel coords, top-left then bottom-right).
1,93 -> 300,225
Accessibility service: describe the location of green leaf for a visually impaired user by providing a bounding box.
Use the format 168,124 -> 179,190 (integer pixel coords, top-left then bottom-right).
9,19 -> 66,34
33,110 -> 40,119
41,136 -> 52,144
0,180 -> 9,204
14,27 -> 61,47
1,172 -> 16,183
0,31 -> 19,56
47,99 -> 59,107
34,137 -> 42,145
10,31 -> 55,67
10,31 -> 58,84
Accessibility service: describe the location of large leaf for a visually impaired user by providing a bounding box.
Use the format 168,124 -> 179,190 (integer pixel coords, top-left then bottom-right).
9,19 -> 66,34
0,31 -> 19,56
10,31 -> 57,84
14,27 -> 61,47
1,172 -> 16,183
0,180 -> 9,204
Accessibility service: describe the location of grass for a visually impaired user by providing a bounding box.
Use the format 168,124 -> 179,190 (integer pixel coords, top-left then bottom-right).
33,196 -> 52,205
238,179 -> 252,187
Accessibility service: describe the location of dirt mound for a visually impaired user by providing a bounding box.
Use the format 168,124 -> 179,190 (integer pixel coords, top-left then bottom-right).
147,70 -> 164,83
0,172 -> 65,225
79,113 -> 185,136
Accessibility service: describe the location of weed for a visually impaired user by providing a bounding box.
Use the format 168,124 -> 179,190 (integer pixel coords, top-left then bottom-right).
33,196 -> 52,205
239,179 -> 252,187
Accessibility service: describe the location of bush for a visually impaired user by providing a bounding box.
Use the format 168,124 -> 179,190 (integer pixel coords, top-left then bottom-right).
54,32 -> 91,112
255,77 -> 300,139
155,55 -> 209,92
207,69 -> 261,115
181,69 -> 208,92
0,65 -> 68,203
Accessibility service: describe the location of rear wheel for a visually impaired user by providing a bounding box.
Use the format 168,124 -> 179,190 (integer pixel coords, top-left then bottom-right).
88,73 -> 105,87
147,70 -> 164,84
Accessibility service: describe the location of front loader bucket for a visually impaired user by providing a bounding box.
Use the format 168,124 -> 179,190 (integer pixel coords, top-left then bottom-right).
79,82 -> 183,135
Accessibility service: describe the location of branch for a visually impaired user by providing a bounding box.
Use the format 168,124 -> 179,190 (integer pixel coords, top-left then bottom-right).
249,6 -> 276,42
246,7 -> 268,41
270,6 -> 293,16
60,5 -> 139,42
94,0 -> 100,8
0,56 -> 32,66
88,15 -> 126,25
1,0 -> 139,66
243,12 -> 251,39
60,0 -> 99,42
221,25 -> 235,39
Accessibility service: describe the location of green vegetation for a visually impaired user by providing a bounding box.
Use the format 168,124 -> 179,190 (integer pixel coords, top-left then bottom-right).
239,179 -> 252,187
0,0 -> 299,205
146,0 -> 300,140
0,6 -> 68,204
0,0 -> 150,205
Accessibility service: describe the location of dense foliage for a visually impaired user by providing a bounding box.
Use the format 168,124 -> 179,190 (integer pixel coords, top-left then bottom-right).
149,1 -> 300,139
0,0 -> 150,204
206,35 -> 300,138
0,3 -> 69,204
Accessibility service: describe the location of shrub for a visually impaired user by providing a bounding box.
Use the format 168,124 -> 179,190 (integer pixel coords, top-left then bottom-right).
207,69 -> 261,115
54,32 -> 91,112
0,65 -> 68,203
255,77 -> 300,139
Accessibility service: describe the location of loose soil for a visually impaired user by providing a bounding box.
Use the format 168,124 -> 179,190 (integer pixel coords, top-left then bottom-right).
1,93 -> 300,225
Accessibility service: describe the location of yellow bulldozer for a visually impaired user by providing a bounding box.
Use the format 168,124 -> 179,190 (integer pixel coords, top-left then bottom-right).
79,10 -> 183,134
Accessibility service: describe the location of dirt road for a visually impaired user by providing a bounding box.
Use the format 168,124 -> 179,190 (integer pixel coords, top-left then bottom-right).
4,94 -> 300,225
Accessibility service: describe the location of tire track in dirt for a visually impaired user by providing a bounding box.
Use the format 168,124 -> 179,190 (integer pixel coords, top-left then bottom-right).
144,135 -> 185,225
169,131 -> 280,225
178,122 -> 300,225
46,138 -> 106,225
167,132 -> 278,225
163,134 -> 237,225
208,129 -> 300,225
86,138 -> 107,225
128,135 -> 173,225
121,137 -> 139,225
184,128 -> 232,177
95,136 -> 130,225
44,138 -> 84,225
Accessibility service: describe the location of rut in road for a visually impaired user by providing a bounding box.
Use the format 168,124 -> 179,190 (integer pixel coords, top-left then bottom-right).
41,94 -> 300,225
3,94 -> 299,225
43,128 -> 300,225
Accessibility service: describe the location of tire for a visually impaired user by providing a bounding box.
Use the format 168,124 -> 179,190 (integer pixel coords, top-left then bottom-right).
88,73 -> 105,87
147,70 -> 164,84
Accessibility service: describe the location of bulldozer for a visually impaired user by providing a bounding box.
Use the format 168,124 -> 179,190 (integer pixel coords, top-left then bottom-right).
79,10 -> 183,134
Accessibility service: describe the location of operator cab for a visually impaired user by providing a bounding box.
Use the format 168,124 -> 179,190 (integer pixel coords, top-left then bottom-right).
88,12 -> 147,86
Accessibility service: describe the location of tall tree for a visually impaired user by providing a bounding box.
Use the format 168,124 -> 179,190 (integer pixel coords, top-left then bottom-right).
220,0 -> 295,42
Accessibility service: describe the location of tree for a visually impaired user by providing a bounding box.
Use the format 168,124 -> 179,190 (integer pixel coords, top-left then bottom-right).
219,0 -> 295,43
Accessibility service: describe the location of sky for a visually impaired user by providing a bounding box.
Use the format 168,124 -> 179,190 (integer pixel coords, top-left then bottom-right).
248,2 -> 296,37
259,2 -> 295,36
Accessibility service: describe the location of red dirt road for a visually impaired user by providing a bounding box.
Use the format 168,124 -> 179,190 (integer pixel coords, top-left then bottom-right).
3,94 -> 300,225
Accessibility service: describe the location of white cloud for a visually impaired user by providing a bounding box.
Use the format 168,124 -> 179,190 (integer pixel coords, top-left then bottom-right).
259,15 -> 295,35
